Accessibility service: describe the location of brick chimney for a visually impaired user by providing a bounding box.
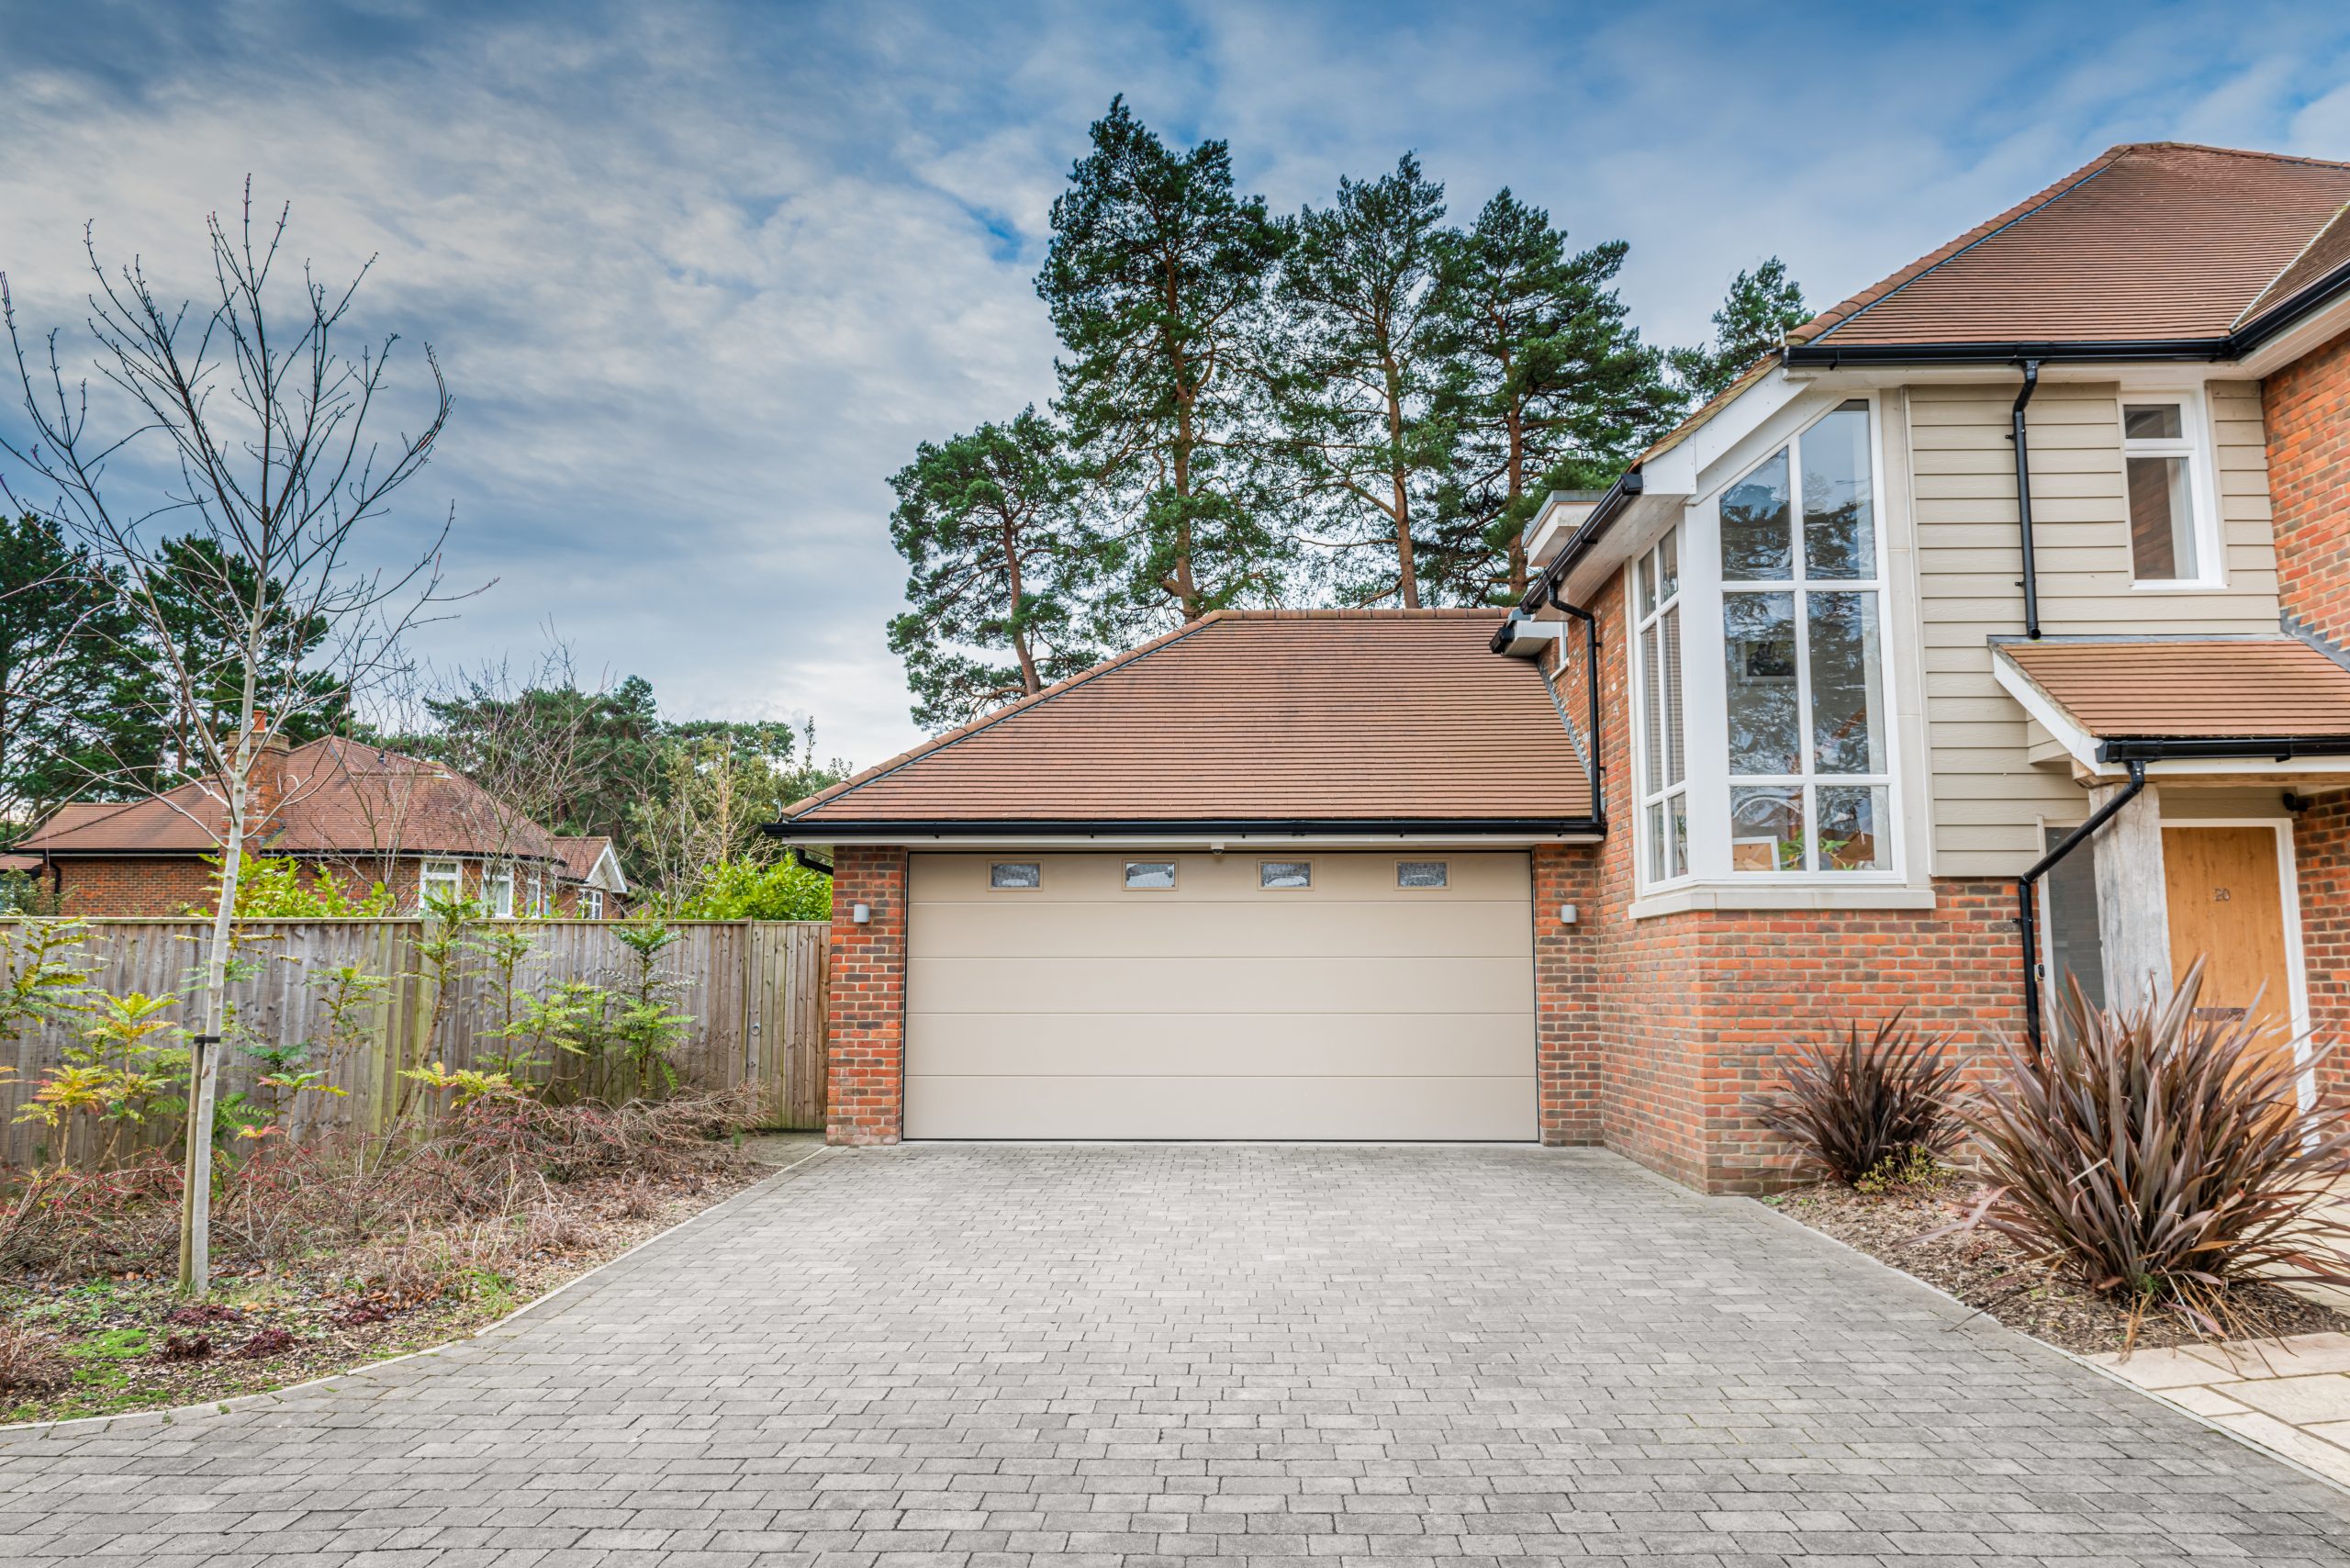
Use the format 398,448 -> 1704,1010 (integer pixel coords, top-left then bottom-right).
244,717 -> 294,835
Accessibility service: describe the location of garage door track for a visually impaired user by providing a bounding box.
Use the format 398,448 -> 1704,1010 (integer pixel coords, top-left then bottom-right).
6,1145 -> 2350,1565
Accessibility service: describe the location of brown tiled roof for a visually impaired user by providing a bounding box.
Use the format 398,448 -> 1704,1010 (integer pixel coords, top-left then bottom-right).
553,835 -> 611,880
1796,144 -> 2350,351
1998,638 -> 2350,739
785,610 -> 1594,826
20,738 -> 560,861
2241,203 -> 2350,326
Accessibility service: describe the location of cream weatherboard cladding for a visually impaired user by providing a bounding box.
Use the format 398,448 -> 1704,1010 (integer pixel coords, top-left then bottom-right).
1903,379 -> 2281,874
903,851 -> 1539,1139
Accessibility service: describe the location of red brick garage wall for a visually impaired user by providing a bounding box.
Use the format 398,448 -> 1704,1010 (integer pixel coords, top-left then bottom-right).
50,857 -> 219,916
826,846 -> 908,1145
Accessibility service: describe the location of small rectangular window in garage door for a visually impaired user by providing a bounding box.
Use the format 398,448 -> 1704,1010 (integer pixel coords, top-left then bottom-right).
1396,859 -> 1449,889
1124,860 -> 1177,889
1259,860 -> 1312,889
990,861 -> 1041,889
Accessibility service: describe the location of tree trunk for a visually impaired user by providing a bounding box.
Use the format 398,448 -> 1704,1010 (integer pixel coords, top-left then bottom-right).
1505,402 -> 1528,602
1385,362 -> 1418,609
178,680 -> 255,1297
1003,521 -> 1041,695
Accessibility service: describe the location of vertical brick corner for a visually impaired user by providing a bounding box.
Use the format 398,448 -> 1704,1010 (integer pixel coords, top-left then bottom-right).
827,845 -> 908,1146
1533,842 -> 1602,1145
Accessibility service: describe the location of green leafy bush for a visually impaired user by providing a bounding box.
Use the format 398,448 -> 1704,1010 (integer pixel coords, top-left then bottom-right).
1753,1014 -> 1966,1186
673,857 -> 832,921
1948,962 -> 2350,1341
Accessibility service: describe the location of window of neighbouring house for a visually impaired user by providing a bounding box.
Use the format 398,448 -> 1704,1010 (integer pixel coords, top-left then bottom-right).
1718,398 -> 1893,875
582,888 -> 604,920
1630,526 -> 1687,885
486,864 -> 515,917
2121,398 -> 2210,584
420,859 -> 461,909
527,872 -> 545,917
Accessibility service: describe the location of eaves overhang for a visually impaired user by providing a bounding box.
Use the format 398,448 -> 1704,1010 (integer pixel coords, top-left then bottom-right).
764,815 -> 1604,844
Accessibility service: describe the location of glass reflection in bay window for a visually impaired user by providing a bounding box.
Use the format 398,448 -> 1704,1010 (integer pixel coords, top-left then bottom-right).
1718,399 -> 1891,874
1632,527 -> 1688,884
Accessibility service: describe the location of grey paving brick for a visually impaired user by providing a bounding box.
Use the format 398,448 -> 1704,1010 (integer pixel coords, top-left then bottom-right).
4,1147 -> 2350,1565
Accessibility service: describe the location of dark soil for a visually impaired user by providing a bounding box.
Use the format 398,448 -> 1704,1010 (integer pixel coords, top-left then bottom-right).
1767,1175 -> 2350,1356
0,1160 -> 770,1426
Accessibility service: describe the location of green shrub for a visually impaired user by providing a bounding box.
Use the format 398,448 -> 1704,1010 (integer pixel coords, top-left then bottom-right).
673,857 -> 832,921
1950,962 -> 2350,1342
1753,1014 -> 1966,1186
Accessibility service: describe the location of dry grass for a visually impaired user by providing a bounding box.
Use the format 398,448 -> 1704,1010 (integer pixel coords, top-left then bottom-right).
0,1323 -> 70,1395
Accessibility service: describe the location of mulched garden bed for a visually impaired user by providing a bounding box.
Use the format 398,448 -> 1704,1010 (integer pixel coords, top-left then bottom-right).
0,1158 -> 772,1426
1767,1175 -> 2350,1357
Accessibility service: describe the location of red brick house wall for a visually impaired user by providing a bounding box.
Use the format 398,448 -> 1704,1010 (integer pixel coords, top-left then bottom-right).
826,846 -> 907,1145
2266,328 -> 2350,651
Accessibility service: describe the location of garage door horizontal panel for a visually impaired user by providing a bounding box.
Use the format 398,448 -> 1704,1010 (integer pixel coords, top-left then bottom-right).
911,851 -> 1529,903
904,1074 -> 1539,1140
910,955 -> 1533,1015
907,1010 -> 1535,1078
909,898 -> 1534,960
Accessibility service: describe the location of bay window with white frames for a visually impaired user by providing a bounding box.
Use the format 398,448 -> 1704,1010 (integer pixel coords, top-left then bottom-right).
1628,397 -> 1899,889
1629,529 -> 1688,884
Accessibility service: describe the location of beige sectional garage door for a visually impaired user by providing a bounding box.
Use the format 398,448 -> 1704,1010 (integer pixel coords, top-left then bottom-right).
905,851 -> 1537,1139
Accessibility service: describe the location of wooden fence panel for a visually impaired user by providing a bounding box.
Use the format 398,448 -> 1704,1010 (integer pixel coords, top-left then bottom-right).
0,918 -> 829,1169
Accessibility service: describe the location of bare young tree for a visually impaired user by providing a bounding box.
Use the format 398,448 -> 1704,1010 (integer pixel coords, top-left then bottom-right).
0,183 -> 461,1295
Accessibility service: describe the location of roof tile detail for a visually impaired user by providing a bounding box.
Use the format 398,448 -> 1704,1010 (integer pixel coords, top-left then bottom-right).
2000,638 -> 2350,740
788,610 -> 1593,825
1797,144 -> 2350,350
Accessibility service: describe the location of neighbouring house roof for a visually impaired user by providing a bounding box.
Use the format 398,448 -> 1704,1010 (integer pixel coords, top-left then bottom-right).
553,834 -> 629,894
0,853 -> 40,875
18,737 -> 562,862
1793,143 -> 2350,354
1994,636 -> 2350,743
777,610 -> 1595,833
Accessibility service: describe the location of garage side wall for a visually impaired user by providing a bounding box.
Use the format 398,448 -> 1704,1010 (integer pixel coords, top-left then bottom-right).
828,845 -> 908,1145
1534,843 -> 1603,1144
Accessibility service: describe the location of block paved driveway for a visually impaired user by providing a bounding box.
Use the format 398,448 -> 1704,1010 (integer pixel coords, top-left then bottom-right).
8,1145 -> 2350,1566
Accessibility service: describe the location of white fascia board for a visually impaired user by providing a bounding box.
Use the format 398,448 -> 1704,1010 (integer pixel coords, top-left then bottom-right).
1988,649 -> 2103,772
592,843 -> 629,895
2238,293 -> 2350,378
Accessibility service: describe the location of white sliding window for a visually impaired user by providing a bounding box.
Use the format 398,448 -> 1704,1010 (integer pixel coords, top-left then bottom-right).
1630,528 -> 1688,886
1717,398 -> 1893,875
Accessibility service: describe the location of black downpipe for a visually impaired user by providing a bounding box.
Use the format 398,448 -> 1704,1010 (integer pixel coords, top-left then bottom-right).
2015,759 -> 2144,1052
2011,359 -> 2043,640
1543,582 -> 1606,828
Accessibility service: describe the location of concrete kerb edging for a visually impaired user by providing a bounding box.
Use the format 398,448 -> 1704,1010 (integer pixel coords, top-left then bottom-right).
2,1143 -> 836,1440
1738,1188 -> 2350,1501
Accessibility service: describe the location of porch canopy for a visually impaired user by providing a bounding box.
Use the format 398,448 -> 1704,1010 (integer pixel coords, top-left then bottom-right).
1991,634 -> 2350,775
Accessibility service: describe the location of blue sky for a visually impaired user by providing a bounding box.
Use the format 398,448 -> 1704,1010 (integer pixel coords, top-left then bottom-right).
4,0 -> 2350,767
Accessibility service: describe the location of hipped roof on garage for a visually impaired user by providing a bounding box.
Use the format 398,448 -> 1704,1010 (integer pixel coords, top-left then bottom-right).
771,610 -> 1596,837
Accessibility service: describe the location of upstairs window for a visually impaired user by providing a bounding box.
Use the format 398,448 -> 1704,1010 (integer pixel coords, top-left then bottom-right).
1718,399 -> 1890,875
2121,399 -> 2209,583
1631,528 -> 1687,885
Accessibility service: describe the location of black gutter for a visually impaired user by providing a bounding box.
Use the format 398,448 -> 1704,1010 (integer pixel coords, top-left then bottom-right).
1543,582 -> 1606,829
789,846 -> 834,879
763,815 -> 1603,841
2011,360 -> 2042,640
2096,734 -> 2350,763
1518,469 -> 1644,613
2016,759 -> 2145,1053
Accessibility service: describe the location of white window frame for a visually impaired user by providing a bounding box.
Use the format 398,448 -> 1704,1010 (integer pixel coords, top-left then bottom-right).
419,858 -> 462,911
486,863 -> 516,918
526,871 -> 545,918
1665,393 -> 1904,888
1628,527 -> 1689,890
2120,389 -> 2223,590
581,887 -> 604,920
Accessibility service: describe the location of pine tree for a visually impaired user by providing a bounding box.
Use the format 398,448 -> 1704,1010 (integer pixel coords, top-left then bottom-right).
1037,97 -> 1292,623
1424,190 -> 1678,603
0,513 -> 162,827
1666,257 -> 1809,404
886,408 -> 1102,731
1271,153 -> 1456,607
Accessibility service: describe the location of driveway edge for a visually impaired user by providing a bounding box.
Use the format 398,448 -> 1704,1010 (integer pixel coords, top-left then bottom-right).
2,1143 -> 834,1441
1740,1191 -> 2350,1500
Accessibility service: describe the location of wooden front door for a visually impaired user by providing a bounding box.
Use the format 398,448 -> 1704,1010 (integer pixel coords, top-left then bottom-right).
2162,825 -> 2298,1058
